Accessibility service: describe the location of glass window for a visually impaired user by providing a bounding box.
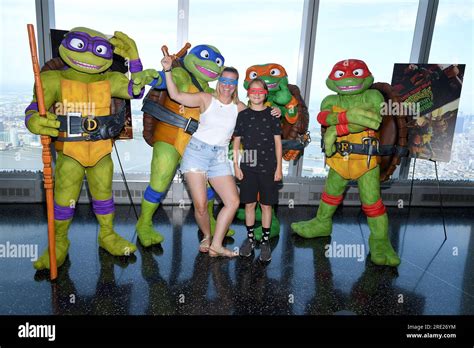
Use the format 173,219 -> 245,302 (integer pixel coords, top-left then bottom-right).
54,0 -> 178,176
188,0 -> 306,175
302,0 -> 419,177
408,0 -> 474,181
0,0 -> 41,172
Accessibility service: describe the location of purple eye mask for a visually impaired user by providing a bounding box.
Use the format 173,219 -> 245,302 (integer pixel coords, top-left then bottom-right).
61,31 -> 114,60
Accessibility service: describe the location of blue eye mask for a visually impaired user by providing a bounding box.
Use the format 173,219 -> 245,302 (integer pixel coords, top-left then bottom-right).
218,77 -> 238,85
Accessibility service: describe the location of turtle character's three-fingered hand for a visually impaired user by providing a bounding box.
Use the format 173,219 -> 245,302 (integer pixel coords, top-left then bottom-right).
110,31 -> 159,94
345,106 -> 382,130
26,111 -> 60,137
110,31 -> 140,61
322,105 -> 383,157
131,69 -> 159,95
320,104 -> 383,129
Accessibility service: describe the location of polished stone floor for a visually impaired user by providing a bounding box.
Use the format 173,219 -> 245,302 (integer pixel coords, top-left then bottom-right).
0,203 -> 472,315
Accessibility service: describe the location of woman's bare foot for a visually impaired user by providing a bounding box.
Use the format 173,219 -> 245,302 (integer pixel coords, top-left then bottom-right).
199,236 -> 211,253
208,245 -> 236,258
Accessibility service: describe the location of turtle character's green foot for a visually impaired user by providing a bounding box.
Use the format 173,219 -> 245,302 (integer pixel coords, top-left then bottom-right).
97,214 -> 137,256
34,219 -> 72,271
99,228 -> 137,256
291,201 -> 337,238
136,199 -> 164,247
367,214 -> 400,267
136,222 -> 165,247
291,218 -> 333,239
208,200 -> 235,237
369,237 -> 401,266
34,242 -> 70,271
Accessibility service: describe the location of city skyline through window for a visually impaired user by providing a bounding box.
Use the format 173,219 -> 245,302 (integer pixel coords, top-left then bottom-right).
0,0 -> 472,182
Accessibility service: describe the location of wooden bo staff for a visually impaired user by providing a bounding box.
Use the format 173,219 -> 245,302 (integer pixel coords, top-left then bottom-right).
161,42 -> 191,59
27,24 -> 57,280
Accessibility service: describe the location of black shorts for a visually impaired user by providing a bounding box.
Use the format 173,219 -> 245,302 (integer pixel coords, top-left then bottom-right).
239,169 -> 280,205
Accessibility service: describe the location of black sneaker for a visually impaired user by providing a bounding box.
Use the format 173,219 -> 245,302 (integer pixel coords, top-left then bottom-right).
239,239 -> 256,257
259,242 -> 272,262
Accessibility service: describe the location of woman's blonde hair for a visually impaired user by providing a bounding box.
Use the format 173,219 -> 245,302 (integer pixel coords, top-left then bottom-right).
214,67 -> 240,104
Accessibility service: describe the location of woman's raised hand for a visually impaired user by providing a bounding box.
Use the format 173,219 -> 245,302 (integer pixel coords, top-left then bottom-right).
161,55 -> 172,71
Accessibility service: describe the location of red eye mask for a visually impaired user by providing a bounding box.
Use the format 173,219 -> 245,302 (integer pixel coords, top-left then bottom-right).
247,88 -> 268,95
328,59 -> 372,80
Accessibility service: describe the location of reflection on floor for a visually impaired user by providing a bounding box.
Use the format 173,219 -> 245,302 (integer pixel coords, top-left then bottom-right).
0,204 -> 472,315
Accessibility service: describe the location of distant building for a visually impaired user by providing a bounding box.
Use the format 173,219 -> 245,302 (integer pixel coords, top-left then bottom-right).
464,114 -> 474,132
0,131 -> 9,143
22,133 -> 33,145
32,134 -> 40,144
9,128 -> 19,147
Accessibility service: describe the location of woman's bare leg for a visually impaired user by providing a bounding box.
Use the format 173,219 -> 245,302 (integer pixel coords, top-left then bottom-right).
208,175 -> 240,256
185,172 -> 211,250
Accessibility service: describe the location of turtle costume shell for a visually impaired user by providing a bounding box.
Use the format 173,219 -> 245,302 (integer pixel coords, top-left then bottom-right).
41,57 -> 130,145
319,81 -> 409,181
371,82 -> 409,181
282,84 -> 310,161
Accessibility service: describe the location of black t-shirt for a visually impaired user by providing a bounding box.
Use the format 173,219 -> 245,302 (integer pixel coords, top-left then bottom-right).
233,107 -> 282,174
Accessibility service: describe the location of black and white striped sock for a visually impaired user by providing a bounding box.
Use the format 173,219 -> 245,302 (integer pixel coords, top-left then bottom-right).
246,225 -> 255,243
262,227 -> 270,244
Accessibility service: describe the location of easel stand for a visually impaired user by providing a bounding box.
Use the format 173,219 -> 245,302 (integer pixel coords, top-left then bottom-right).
408,157 -> 448,241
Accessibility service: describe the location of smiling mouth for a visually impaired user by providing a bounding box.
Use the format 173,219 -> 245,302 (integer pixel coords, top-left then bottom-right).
266,82 -> 277,89
195,64 -> 218,78
69,57 -> 103,70
338,84 -> 363,91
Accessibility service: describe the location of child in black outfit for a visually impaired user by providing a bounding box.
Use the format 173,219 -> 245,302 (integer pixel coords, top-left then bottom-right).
233,78 -> 283,262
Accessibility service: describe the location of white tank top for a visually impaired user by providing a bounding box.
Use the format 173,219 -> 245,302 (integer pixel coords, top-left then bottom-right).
193,96 -> 239,146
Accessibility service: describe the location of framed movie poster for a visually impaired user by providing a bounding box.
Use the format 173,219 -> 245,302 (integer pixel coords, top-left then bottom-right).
391,63 -> 465,162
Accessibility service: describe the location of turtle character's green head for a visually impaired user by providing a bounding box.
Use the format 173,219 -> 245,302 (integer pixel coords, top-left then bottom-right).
243,63 -> 288,92
59,27 -> 113,74
326,59 -> 374,95
183,45 -> 224,82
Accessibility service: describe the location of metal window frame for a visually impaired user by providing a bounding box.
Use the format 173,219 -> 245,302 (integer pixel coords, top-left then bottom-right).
34,0 -> 57,165
289,0 -> 320,177
397,0 -> 439,179
35,0 -> 55,66
177,0 -> 189,49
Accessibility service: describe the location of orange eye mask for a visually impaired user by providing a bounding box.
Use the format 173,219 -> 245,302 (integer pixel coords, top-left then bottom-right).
247,88 -> 268,95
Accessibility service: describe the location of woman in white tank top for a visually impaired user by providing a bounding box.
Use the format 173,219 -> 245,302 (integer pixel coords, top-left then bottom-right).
161,55 -> 280,258
161,55 -> 246,258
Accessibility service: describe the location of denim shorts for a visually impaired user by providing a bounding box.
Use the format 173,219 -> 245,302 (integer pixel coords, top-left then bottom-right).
180,136 -> 232,178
